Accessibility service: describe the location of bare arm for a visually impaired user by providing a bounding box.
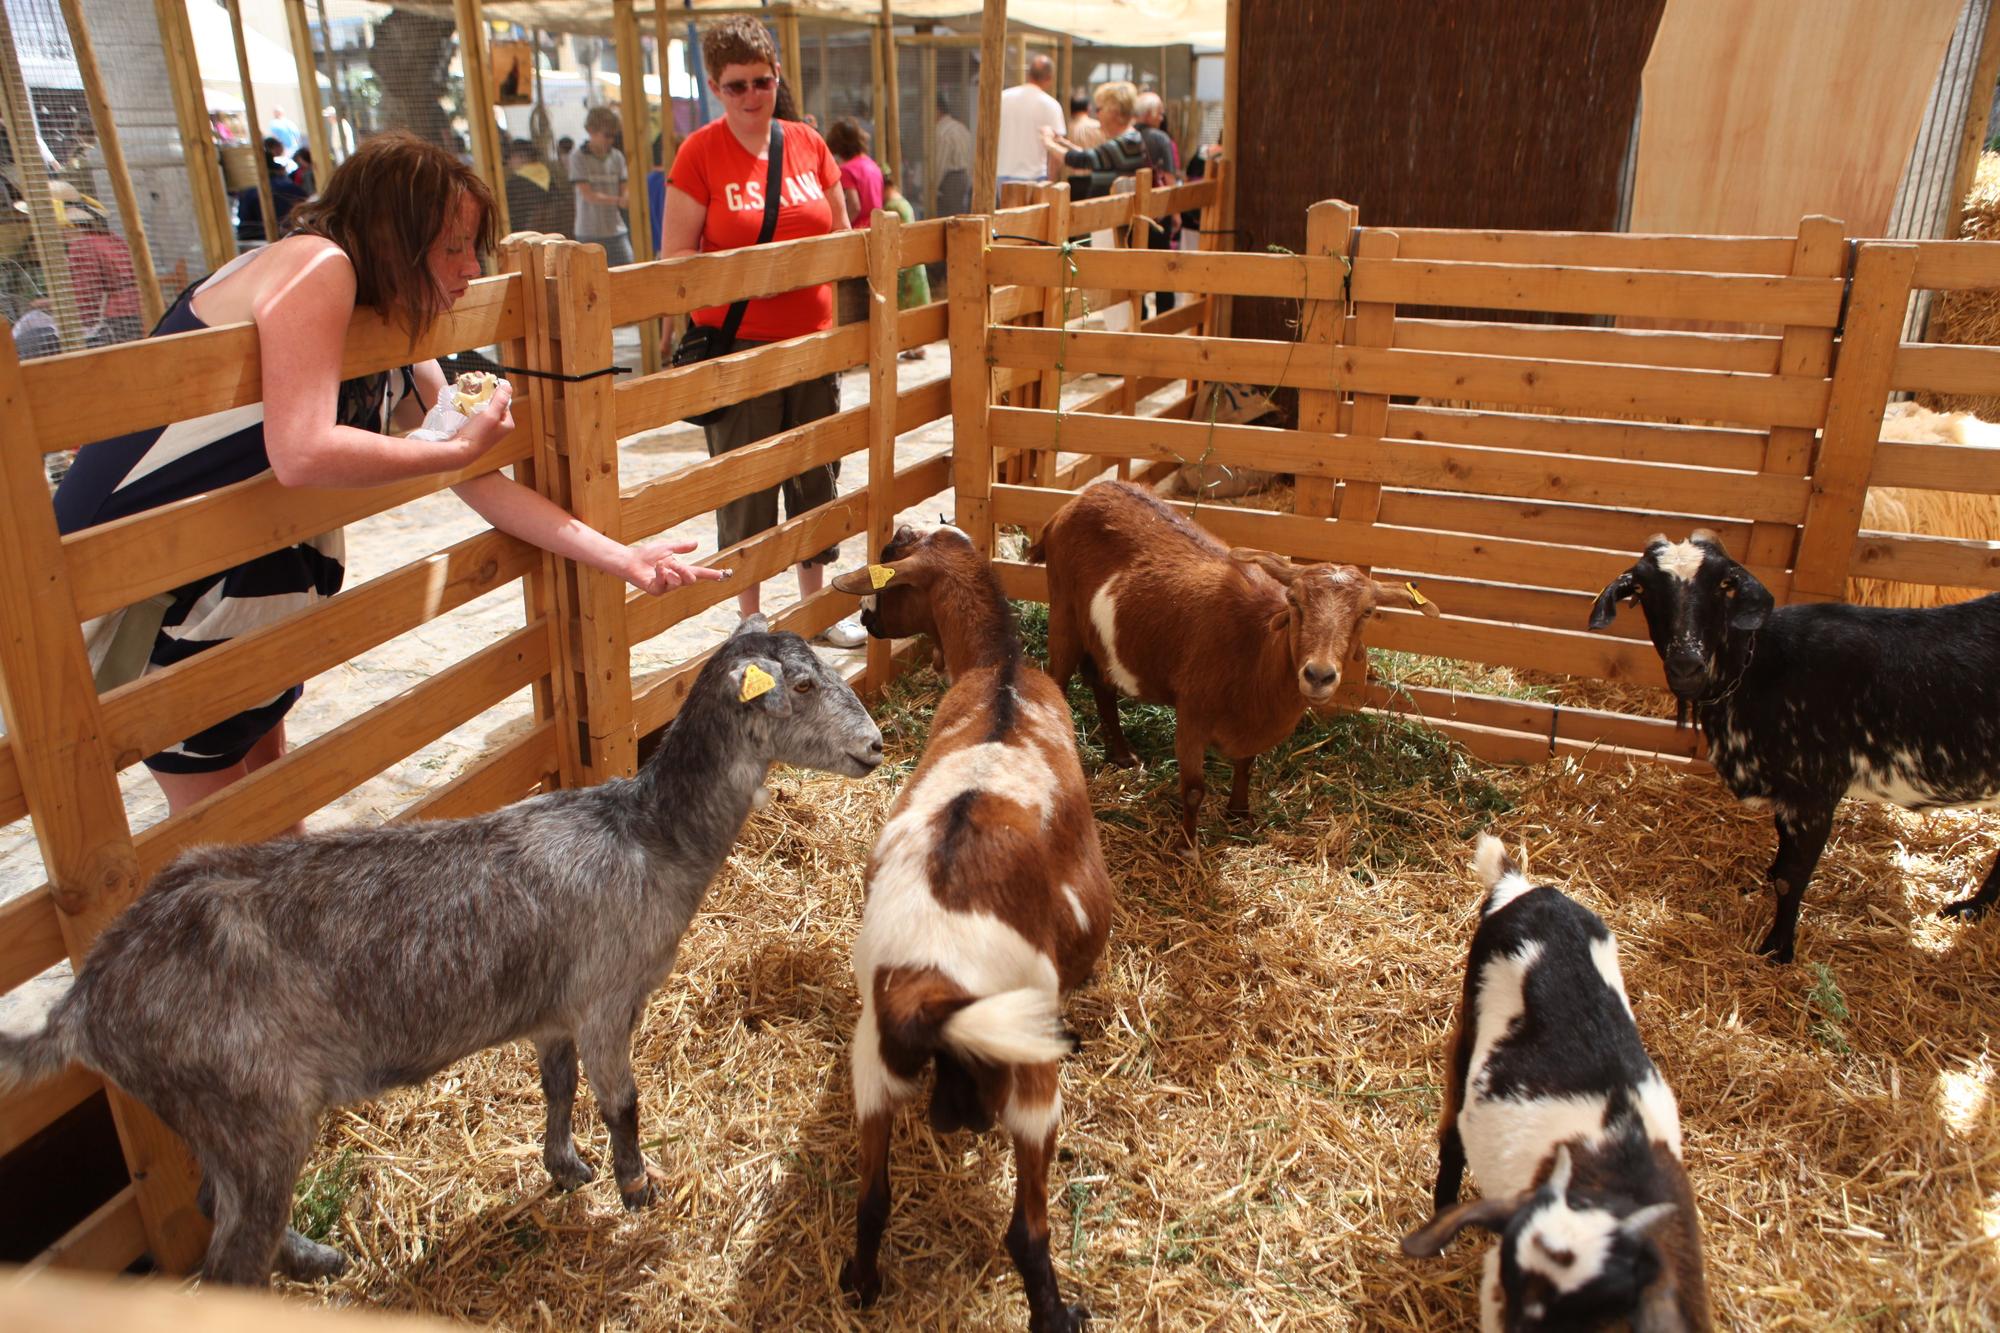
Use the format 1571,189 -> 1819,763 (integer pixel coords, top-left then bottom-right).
825,179 -> 851,233
660,183 -> 707,259
842,184 -> 862,224
256,246 -> 502,487
450,472 -> 727,593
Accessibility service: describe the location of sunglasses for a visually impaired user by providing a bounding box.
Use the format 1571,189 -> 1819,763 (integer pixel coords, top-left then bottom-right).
718,75 -> 778,97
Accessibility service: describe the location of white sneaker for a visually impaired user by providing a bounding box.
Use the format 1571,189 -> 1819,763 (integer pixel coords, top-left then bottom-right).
815,615 -> 869,649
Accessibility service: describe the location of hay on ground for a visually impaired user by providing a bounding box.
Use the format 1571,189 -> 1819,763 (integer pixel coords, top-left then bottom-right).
288,649 -> 2000,1329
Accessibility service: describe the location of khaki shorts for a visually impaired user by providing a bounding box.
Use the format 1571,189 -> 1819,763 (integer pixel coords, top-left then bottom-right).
702,358 -> 842,566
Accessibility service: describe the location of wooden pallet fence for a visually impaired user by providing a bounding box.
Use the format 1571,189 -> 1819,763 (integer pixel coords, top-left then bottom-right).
0,247 -> 574,1273
965,203 -> 2000,771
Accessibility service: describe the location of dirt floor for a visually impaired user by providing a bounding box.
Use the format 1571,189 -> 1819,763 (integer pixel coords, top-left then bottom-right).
7,360 -> 2000,1327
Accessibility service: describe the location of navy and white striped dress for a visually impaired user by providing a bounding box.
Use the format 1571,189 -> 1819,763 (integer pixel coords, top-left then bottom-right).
53,253 -> 415,774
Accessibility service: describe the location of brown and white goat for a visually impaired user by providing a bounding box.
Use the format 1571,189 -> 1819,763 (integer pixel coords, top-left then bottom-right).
830,525 -> 1112,1333
1032,479 -> 1437,842
1403,836 -> 1711,1332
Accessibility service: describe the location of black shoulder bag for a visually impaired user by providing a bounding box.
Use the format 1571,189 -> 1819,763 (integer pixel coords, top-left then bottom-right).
673,121 -> 785,427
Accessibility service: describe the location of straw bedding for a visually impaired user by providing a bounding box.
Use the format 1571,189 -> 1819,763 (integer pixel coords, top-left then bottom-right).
289,653 -> 2000,1329
1924,152 -> 2000,420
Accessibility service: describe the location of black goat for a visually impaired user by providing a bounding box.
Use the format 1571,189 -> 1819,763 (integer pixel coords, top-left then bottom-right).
1590,531 -> 2000,963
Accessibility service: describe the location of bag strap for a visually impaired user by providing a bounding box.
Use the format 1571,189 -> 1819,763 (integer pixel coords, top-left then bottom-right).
714,121 -> 787,348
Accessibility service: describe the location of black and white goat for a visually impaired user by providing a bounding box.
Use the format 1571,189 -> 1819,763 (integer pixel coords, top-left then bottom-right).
0,620 -> 883,1286
1591,530 -> 2000,963
1403,836 -> 1710,1332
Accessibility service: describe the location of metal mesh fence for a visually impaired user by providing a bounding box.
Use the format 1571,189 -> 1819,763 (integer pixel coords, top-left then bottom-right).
2,0 -> 209,354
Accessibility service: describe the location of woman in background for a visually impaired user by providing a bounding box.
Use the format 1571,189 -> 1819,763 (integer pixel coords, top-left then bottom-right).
658,17 -> 865,648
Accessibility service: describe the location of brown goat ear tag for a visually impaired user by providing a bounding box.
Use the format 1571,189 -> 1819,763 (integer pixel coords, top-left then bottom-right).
739,663 -> 776,702
869,564 -> 896,588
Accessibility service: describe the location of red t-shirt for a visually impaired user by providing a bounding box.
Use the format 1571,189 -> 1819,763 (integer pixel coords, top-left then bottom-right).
670,118 -> 841,341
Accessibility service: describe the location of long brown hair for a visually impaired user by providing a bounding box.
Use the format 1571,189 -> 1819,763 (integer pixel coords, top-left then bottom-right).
286,131 -> 497,337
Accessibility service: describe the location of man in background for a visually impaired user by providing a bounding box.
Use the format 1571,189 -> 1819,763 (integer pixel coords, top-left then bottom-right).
997,53 -> 1066,195
1065,93 -> 1103,198
934,96 -> 973,217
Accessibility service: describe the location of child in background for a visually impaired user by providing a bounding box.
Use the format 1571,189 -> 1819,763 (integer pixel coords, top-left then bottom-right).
880,167 -> 930,361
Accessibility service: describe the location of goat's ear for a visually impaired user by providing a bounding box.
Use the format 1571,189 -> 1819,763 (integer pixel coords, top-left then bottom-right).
733,659 -> 792,715
729,613 -> 770,640
1720,564 -> 1773,630
1589,569 -> 1642,630
1400,1193 -> 1524,1259
1230,546 -> 1299,586
1371,578 -> 1441,618
832,558 -> 914,596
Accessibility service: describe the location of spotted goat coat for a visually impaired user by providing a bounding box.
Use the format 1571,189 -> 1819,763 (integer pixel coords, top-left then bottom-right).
831,526 -> 1112,1333
1403,837 -> 1711,1333
1592,531 -> 2000,963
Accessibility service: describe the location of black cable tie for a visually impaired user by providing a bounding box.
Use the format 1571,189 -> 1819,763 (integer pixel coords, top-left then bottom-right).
488,363 -> 631,384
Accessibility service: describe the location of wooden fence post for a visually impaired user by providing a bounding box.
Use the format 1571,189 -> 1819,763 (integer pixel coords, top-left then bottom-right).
1125,167 -> 1153,334
0,339 -> 207,1273
1744,215 -> 1845,599
1335,225 -> 1400,707
948,216 -> 995,555
548,240 -> 639,778
1032,179 -> 1072,489
1292,199 -> 1352,520
864,211 -> 902,693
498,234 -> 586,789
1791,241 -> 1920,602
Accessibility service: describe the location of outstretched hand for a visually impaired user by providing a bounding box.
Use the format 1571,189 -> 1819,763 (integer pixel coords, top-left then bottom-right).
624,538 -> 730,595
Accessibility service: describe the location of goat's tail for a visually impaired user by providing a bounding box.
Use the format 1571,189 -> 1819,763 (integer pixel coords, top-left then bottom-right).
940,988 -> 1076,1067
0,998 -> 86,1097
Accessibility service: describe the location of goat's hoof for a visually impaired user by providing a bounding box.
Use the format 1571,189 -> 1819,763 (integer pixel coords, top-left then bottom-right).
1941,897 -> 1992,921
547,1156 -> 595,1191
619,1179 -> 659,1211
276,1234 -> 348,1283
839,1257 -> 882,1307
1032,1303 -> 1090,1333
1755,935 -> 1796,966
1224,803 -> 1253,823
1104,752 -> 1139,770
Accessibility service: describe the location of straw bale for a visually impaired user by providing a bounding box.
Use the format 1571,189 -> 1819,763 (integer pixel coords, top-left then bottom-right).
1923,152 -> 2000,420
1851,402 -> 2000,608
282,645 -> 2000,1329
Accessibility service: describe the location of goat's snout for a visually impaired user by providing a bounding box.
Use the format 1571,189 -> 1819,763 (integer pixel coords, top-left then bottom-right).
1664,648 -> 1708,695
1298,662 -> 1340,698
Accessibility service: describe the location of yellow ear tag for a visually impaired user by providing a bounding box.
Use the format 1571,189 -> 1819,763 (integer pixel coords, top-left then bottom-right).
1405,582 -> 1430,609
739,663 -> 775,702
868,564 -> 896,589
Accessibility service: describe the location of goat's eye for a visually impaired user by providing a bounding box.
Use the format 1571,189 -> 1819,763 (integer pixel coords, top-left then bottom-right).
792,679 -> 815,694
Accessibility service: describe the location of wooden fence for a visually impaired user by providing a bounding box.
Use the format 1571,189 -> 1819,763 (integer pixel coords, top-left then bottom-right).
0,172 -> 1223,1273
959,202 -> 2000,772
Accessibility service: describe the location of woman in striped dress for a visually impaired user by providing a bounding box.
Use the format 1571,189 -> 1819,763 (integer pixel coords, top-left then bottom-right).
53,132 -> 724,820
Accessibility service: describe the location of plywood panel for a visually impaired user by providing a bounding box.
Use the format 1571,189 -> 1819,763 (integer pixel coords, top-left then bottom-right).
1631,0 -> 1962,240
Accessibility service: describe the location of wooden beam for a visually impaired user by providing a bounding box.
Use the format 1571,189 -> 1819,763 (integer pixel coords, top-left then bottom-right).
922,41 -> 937,217
453,0 -> 509,236
881,6 -> 902,188
871,15 -> 886,180
654,0 -> 679,167
58,0 -> 164,328
1949,2 -> 2000,239
779,12 -> 803,102
223,0 -> 280,246
613,0 -> 659,373
1059,32 -> 1071,106
283,0 -> 335,179
154,0 -> 234,269
864,210 -> 900,692
0,0 -> 83,349
972,0 -> 1007,214
1218,0 -> 1240,335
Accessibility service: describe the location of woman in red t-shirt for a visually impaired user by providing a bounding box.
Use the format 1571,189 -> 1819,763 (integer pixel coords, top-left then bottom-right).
660,16 -> 863,645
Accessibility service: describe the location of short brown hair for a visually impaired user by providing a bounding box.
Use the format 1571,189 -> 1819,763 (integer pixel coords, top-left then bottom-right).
583,105 -> 620,138
285,131 -> 496,338
824,117 -> 869,160
702,16 -> 779,81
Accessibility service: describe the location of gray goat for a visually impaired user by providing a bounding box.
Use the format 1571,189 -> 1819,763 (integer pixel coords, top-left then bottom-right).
0,619 -> 883,1286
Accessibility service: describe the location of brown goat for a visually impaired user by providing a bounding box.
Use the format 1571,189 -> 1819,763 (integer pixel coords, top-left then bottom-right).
1032,480 -> 1436,842
830,524 -> 1112,1333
